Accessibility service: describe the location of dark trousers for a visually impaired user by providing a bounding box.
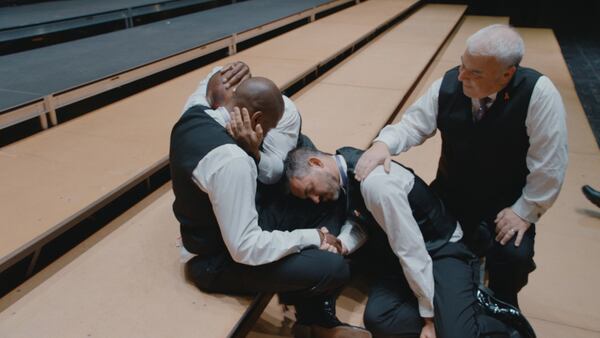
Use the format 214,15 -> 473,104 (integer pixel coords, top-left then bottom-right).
186,189 -> 347,311
484,223 -> 537,308
187,248 -> 349,305
362,231 -> 511,338
430,182 -> 538,309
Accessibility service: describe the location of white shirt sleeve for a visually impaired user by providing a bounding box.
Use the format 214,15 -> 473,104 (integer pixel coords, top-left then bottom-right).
361,164 -> 435,318
182,66 -> 223,114
192,144 -> 321,266
374,79 -> 442,155
257,95 -> 301,184
337,220 -> 368,255
511,76 -> 569,223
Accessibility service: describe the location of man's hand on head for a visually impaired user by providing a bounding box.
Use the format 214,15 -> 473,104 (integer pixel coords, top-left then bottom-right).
354,141 -> 392,181
494,207 -> 531,247
226,107 -> 263,161
221,61 -> 251,89
207,72 -> 231,109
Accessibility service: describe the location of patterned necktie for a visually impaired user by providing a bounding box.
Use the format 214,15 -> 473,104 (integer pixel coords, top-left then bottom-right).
474,97 -> 492,122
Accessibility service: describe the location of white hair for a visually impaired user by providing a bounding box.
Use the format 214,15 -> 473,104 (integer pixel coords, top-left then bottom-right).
466,24 -> 525,67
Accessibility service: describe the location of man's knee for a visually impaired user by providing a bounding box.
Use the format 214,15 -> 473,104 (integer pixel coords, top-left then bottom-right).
364,300 -> 421,337
302,249 -> 350,292
490,241 -> 534,268
363,302 -> 392,336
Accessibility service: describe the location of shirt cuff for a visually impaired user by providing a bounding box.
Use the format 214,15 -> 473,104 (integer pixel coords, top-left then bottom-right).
337,232 -> 356,254
297,229 -> 322,249
418,296 -> 434,318
511,198 -> 542,224
373,132 -> 400,156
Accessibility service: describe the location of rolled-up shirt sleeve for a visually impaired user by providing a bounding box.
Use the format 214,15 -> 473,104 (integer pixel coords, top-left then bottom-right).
182,66 -> 222,113
257,95 -> 301,184
337,220 -> 368,255
512,76 -> 568,223
374,79 -> 441,155
193,144 -> 320,265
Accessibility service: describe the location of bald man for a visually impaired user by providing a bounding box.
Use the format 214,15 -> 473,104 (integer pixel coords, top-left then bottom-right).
183,61 -> 302,185
355,24 -> 568,308
170,77 -> 370,337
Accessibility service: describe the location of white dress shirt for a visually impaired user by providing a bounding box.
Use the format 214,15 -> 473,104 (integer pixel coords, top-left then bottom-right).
375,75 -> 568,223
183,66 -> 301,184
184,107 -> 320,266
335,155 -> 462,318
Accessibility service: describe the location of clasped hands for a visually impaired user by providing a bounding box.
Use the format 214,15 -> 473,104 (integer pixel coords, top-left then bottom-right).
317,227 -> 347,255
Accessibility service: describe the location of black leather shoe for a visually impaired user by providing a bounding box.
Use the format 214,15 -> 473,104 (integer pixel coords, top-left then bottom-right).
293,298 -> 372,338
582,185 -> 600,208
476,288 -> 536,338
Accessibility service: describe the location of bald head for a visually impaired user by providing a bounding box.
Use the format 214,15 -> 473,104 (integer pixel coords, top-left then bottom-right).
231,77 -> 284,132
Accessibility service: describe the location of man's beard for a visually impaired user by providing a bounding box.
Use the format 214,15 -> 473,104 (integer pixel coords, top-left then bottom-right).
324,172 -> 341,201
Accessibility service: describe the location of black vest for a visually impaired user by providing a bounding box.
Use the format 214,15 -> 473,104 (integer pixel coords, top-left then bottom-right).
433,66 -> 541,228
336,147 -> 457,253
169,105 -> 236,256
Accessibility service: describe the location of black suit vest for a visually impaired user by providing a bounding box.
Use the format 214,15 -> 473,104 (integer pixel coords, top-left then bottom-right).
432,66 -> 541,230
336,147 -> 457,253
169,105 -> 236,257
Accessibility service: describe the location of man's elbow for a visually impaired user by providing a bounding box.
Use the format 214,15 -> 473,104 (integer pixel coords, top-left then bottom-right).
229,249 -> 260,266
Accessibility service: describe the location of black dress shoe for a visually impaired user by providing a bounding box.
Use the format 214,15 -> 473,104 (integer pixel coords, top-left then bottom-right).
582,185 -> 600,208
476,288 -> 536,338
293,298 -> 372,338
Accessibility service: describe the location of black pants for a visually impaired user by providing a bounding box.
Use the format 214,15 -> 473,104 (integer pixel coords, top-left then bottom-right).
187,248 -> 348,304
187,133 -> 348,311
431,183 -> 537,309
485,223 -> 536,308
362,233 -> 511,338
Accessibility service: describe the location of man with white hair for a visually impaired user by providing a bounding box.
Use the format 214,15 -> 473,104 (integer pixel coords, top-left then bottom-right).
354,24 -> 568,308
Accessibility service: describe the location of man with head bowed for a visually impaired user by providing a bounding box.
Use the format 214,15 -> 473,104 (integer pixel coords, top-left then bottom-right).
355,24 -> 568,309
284,146 -> 537,338
170,76 -> 371,337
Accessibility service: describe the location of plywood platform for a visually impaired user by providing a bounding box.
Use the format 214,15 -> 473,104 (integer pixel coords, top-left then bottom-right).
0,184 -> 258,338
0,0 -> 420,280
249,14 -> 600,338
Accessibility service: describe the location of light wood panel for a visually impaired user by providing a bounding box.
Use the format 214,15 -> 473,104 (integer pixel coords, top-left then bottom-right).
293,4 -> 467,153
0,0 -> 420,272
0,184 -> 254,338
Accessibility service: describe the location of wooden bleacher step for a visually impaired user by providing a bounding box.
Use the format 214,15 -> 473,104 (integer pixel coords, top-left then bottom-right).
0,3 -> 469,337
0,0 -> 422,292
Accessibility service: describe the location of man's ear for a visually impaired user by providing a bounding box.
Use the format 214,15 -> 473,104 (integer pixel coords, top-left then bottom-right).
308,157 -> 324,168
250,111 -> 263,129
503,65 -> 517,80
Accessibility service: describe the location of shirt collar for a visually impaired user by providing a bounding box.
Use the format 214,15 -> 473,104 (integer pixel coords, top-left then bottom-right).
205,106 -> 231,128
334,155 -> 348,192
